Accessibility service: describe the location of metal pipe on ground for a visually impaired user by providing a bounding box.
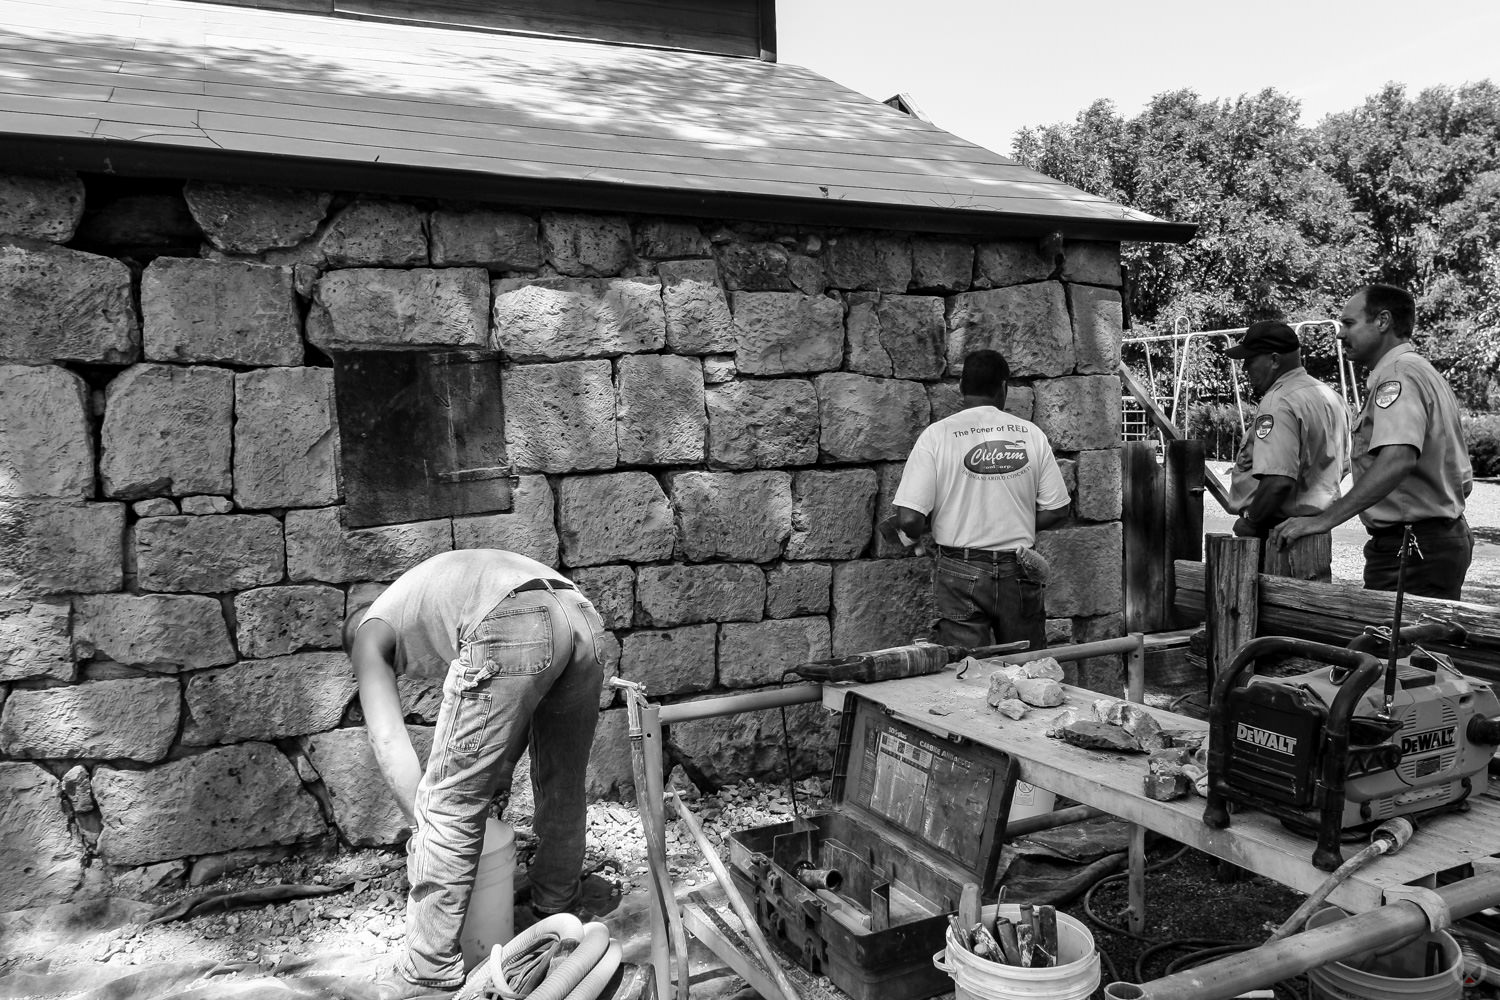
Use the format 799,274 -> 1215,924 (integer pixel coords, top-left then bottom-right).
1122,871 -> 1500,1000
1005,805 -> 1106,838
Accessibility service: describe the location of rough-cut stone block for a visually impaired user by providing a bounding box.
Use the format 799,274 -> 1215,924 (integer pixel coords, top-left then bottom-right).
182,496 -> 232,515
566,565 -> 633,630
585,710 -> 631,800
540,213 -> 632,277
1038,523 -> 1122,618
0,364 -> 93,499
0,238 -> 138,363
719,617 -> 830,687
429,209 -> 542,269
320,200 -> 427,267
184,183 -> 331,254
183,653 -> 357,745
135,515 -> 284,593
75,593 -> 235,671
636,564 -> 764,627
1033,375 -> 1122,452
0,763 -> 87,908
1063,241 -> 1122,286
617,355 -> 705,465
235,585 -> 344,658
672,471 -> 791,563
766,563 -> 831,618
61,765 -> 93,813
1071,285 -> 1123,375
731,292 -> 843,375
1075,449 -> 1122,522
974,242 -> 1054,287
503,361 -> 618,473
824,233 -> 911,292
659,260 -> 737,354
947,283 -> 1074,377
1071,612 -> 1127,695
927,383 -> 963,425
557,473 -> 674,567
787,469 -> 878,561
101,364 -> 233,500
816,373 -> 928,462
705,379 -> 818,469
492,277 -> 665,361
1,677 -> 178,761
0,599 -> 73,682
910,239 -> 974,293
453,475 -> 559,567
634,220 -> 707,260
870,462 -> 912,559
0,501 -> 123,598
0,174 -> 85,242
703,355 -> 736,383
714,242 -> 796,291
134,499 -> 178,518
830,559 -> 934,654
620,625 -> 715,696
93,743 -> 325,865
845,295 -> 945,380
788,254 -> 826,295
300,725 -> 432,845
1005,385 -> 1035,422
142,258 -> 300,365
669,703 -> 835,786
234,367 -> 339,509
285,507 -> 452,583
310,268 -> 488,350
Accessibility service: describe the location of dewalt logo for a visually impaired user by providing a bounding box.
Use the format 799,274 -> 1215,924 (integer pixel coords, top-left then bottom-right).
1399,726 -> 1456,756
1235,723 -> 1297,755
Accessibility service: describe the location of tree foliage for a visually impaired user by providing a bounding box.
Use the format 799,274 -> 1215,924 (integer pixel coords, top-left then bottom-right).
1013,82 -> 1500,406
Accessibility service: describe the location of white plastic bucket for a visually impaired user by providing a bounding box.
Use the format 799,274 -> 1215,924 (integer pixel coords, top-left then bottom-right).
1305,906 -> 1462,1000
932,903 -> 1100,1000
1008,781 -> 1057,822
459,818 -> 516,971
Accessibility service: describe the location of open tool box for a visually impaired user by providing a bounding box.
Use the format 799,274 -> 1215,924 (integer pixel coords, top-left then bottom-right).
726,692 -> 1020,1000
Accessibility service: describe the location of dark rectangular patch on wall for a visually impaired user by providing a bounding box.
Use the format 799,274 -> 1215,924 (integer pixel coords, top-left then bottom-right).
334,350 -> 511,527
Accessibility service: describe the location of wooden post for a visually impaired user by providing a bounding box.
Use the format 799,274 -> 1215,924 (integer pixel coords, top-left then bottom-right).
1123,442 -> 1166,633
1164,440 -> 1205,627
1262,532 -> 1333,582
1206,534 -> 1260,684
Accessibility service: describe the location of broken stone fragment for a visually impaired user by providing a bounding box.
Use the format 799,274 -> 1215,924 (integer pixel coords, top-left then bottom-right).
1118,703 -> 1167,752
1045,707 -> 1081,737
1148,747 -> 1193,776
1015,677 -> 1064,707
1093,698 -> 1124,723
995,698 -> 1029,721
986,671 -> 1017,707
1019,656 -> 1064,682
1058,721 -> 1140,752
1144,772 -> 1192,801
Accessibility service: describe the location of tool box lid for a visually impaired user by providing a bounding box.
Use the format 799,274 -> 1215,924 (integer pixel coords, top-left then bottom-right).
830,690 -> 1020,890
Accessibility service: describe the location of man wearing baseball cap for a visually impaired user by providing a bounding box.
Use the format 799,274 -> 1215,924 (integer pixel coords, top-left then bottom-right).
1224,321 -> 1350,563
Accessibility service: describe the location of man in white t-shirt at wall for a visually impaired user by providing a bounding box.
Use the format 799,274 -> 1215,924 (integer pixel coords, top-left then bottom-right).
892,349 -> 1072,652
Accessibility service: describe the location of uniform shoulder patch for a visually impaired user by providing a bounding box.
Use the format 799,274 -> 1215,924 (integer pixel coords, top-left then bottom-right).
1253,414 -> 1275,439
1374,380 -> 1402,408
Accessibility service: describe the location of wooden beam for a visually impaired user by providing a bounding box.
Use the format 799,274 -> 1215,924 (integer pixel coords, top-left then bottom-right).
1206,535 -> 1260,682
1118,363 -> 1234,512
1123,441 -> 1166,633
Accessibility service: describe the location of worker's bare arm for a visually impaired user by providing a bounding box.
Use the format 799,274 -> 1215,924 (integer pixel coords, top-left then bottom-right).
1034,503 -> 1069,531
350,619 -> 422,824
1236,474 -> 1295,537
894,505 -> 929,543
1270,445 -> 1419,548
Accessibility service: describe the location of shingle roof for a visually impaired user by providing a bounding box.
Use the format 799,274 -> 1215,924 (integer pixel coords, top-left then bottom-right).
0,0 -> 1194,242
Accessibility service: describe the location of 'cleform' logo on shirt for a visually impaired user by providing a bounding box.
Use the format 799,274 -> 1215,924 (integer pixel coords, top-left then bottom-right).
1374,380 -> 1402,408
1254,414 -> 1274,440
963,439 -> 1029,475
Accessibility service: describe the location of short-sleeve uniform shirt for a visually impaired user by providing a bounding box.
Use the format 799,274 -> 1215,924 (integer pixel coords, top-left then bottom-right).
1353,343 -> 1472,529
893,406 -> 1070,550
1227,368 -> 1351,517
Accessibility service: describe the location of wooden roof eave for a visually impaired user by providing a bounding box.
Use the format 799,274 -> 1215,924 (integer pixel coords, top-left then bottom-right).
0,133 -> 1198,245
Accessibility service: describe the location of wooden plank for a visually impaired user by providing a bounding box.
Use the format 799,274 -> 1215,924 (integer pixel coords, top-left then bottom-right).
1163,439 -> 1204,628
193,0 -> 333,12
1123,441 -> 1165,633
822,664 -> 1500,913
1262,533 -> 1332,582
1206,534 -> 1259,682
1119,363 -> 1233,512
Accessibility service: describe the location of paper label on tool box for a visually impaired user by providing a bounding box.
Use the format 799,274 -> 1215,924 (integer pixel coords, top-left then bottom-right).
855,723 -> 991,868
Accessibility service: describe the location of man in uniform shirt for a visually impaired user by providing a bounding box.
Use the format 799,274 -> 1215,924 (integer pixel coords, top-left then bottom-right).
1224,321 -> 1350,552
892,349 -> 1071,652
1271,285 -> 1473,599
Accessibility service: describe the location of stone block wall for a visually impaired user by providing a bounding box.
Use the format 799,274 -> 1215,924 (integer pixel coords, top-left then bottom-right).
0,172 -> 1127,904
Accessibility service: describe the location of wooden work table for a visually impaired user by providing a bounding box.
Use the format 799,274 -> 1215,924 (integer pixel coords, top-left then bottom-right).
820,661 -> 1500,913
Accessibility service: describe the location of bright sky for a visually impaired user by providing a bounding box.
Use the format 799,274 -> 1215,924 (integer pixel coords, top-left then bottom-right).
777,0 -> 1500,158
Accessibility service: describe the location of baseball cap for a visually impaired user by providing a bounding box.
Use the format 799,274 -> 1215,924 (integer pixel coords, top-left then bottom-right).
1224,321 -> 1300,359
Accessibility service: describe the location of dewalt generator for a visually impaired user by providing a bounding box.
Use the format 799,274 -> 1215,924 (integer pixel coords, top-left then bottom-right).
1203,532 -> 1500,870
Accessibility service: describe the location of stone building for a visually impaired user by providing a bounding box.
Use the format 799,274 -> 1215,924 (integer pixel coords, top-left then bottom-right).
0,0 -> 1192,904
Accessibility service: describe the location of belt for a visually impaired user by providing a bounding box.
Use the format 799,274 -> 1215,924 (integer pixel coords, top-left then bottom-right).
936,545 -> 1018,563
512,577 -> 575,594
1366,516 -> 1465,538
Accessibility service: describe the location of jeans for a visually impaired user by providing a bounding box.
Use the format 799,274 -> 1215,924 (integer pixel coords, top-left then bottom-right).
933,552 -> 1047,653
1363,518 -> 1473,600
399,584 -> 605,987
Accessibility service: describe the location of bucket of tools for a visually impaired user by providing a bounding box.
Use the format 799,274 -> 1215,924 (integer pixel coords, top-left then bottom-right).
934,903 -> 1100,1000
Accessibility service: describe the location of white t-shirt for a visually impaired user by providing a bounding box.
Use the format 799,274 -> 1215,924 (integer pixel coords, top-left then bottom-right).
893,405 -> 1070,550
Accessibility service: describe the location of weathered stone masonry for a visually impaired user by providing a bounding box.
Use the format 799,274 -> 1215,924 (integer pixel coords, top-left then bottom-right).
0,172 -> 1126,905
